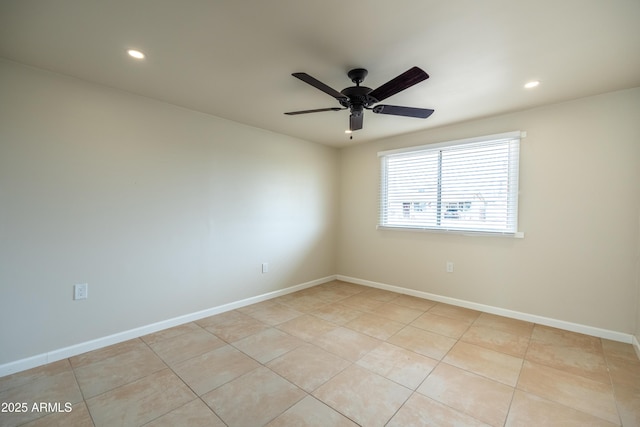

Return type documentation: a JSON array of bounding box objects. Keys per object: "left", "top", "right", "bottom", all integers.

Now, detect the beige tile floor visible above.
[{"left": 1, "top": 280, "right": 639, "bottom": 426}]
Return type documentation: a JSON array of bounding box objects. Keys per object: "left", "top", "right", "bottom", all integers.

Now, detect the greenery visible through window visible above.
[{"left": 378, "top": 131, "right": 521, "bottom": 235}]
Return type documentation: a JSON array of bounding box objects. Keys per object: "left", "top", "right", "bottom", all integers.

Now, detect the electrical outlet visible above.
[
  {"left": 446, "top": 262, "right": 454, "bottom": 273},
  {"left": 262, "top": 262, "right": 269, "bottom": 274},
  {"left": 74, "top": 283, "right": 88, "bottom": 300}
]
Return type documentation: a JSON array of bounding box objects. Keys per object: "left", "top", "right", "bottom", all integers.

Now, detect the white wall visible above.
[
  {"left": 1, "top": 56, "right": 639, "bottom": 368},
  {"left": 338, "top": 88, "right": 640, "bottom": 334},
  {"left": 0, "top": 59, "right": 339, "bottom": 365}
]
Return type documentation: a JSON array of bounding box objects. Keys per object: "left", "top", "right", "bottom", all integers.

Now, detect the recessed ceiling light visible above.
[
  {"left": 524, "top": 80, "right": 540, "bottom": 89},
  {"left": 127, "top": 49, "right": 145, "bottom": 59}
]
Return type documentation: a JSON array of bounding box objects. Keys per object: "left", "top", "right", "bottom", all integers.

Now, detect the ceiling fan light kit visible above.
[{"left": 285, "top": 66, "right": 434, "bottom": 134}]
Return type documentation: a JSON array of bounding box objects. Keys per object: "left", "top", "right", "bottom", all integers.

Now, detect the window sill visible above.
[{"left": 376, "top": 225, "right": 525, "bottom": 239}]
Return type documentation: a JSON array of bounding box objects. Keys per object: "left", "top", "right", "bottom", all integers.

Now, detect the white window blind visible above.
[{"left": 379, "top": 131, "right": 521, "bottom": 235}]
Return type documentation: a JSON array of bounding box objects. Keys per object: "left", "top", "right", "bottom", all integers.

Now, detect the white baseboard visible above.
[
  {"left": 0, "top": 275, "right": 337, "bottom": 377},
  {"left": 2, "top": 273, "right": 635, "bottom": 377},
  {"left": 337, "top": 275, "right": 635, "bottom": 344}
]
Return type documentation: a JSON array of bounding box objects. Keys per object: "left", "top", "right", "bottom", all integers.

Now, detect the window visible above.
[{"left": 379, "top": 131, "right": 522, "bottom": 235}]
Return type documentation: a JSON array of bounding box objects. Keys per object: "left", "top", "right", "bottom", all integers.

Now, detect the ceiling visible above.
[{"left": 1, "top": 1, "right": 639, "bottom": 147}]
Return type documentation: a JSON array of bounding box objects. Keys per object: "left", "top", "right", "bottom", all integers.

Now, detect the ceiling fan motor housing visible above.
[
  {"left": 339, "top": 86, "right": 375, "bottom": 116},
  {"left": 341, "top": 68, "right": 378, "bottom": 115}
]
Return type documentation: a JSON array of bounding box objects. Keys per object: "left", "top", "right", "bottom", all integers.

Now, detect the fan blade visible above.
[
  {"left": 372, "top": 104, "right": 434, "bottom": 119},
  {"left": 369, "top": 67, "right": 429, "bottom": 102},
  {"left": 350, "top": 113, "right": 363, "bottom": 131},
  {"left": 285, "top": 107, "right": 344, "bottom": 115},
  {"left": 292, "top": 73, "right": 348, "bottom": 101}
]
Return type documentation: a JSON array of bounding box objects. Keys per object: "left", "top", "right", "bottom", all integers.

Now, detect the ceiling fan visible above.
[{"left": 285, "top": 67, "right": 434, "bottom": 133}]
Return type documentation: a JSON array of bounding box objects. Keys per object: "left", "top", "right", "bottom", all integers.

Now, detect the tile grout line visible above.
[
  {"left": 69, "top": 338, "right": 171, "bottom": 426},
  {"left": 67, "top": 357, "right": 98, "bottom": 427},
  {"left": 209, "top": 306, "right": 337, "bottom": 425},
  {"left": 152, "top": 326, "right": 256, "bottom": 427},
  {"left": 268, "top": 287, "right": 419, "bottom": 426},
  {"left": 135, "top": 337, "right": 212, "bottom": 425},
  {"left": 501, "top": 316, "right": 534, "bottom": 427},
  {"left": 245, "top": 286, "right": 624, "bottom": 423},
  {"left": 383, "top": 304, "right": 454, "bottom": 426},
  {"left": 4, "top": 280, "right": 635, "bottom": 426},
  {"left": 514, "top": 326, "right": 624, "bottom": 425},
  {"left": 417, "top": 313, "right": 488, "bottom": 425},
  {"left": 600, "top": 340, "right": 625, "bottom": 427}
]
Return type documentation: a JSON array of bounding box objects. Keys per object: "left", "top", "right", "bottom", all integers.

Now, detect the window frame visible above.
[{"left": 378, "top": 131, "right": 524, "bottom": 238}]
